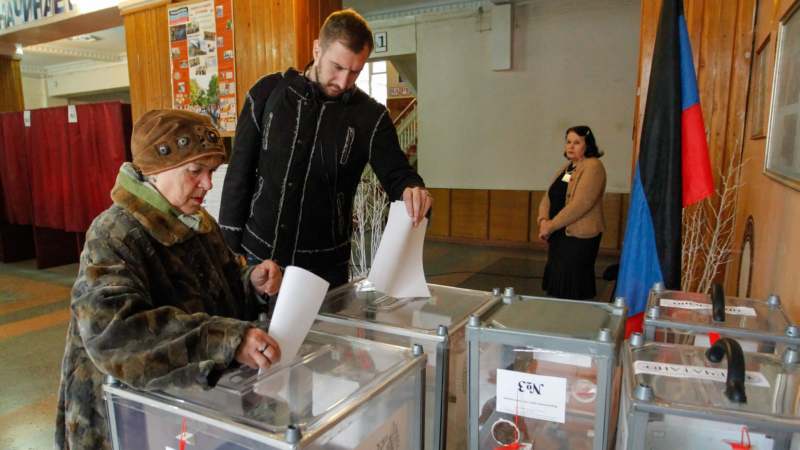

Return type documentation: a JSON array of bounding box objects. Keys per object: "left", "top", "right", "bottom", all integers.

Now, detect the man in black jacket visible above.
[{"left": 219, "top": 9, "right": 431, "bottom": 287}]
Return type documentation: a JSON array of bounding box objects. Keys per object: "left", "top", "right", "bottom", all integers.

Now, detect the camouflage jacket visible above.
[{"left": 55, "top": 163, "right": 263, "bottom": 450}]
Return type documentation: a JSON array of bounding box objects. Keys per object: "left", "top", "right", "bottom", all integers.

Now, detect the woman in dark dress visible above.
[{"left": 537, "top": 126, "right": 606, "bottom": 300}]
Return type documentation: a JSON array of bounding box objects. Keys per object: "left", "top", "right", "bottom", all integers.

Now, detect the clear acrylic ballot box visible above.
[
  {"left": 103, "top": 330, "right": 426, "bottom": 450},
  {"left": 312, "top": 280, "right": 499, "bottom": 450},
  {"left": 644, "top": 283, "right": 799, "bottom": 353},
  {"left": 617, "top": 334, "right": 800, "bottom": 450},
  {"left": 467, "top": 293, "right": 627, "bottom": 450}
]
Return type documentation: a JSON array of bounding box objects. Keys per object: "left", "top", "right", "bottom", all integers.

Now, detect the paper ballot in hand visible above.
[
  {"left": 367, "top": 201, "right": 430, "bottom": 298},
  {"left": 268, "top": 266, "right": 330, "bottom": 365}
]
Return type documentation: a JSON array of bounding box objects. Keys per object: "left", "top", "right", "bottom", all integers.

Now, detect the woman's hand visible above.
[
  {"left": 235, "top": 327, "right": 281, "bottom": 370},
  {"left": 249, "top": 260, "right": 282, "bottom": 296},
  {"left": 538, "top": 219, "right": 553, "bottom": 241}
]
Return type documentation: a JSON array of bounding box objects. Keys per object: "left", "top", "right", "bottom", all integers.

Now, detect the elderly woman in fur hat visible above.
[{"left": 55, "top": 110, "right": 284, "bottom": 450}]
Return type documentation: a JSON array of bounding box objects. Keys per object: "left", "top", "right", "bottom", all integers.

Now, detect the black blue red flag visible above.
[{"left": 615, "top": 0, "right": 714, "bottom": 336}]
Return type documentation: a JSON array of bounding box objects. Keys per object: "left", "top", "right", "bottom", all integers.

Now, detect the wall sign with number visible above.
[{"left": 374, "top": 31, "right": 387, "bottom": 53}]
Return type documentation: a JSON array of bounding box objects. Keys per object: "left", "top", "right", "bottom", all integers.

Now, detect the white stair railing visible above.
[{"left": 394, "top": 99, "right": 417, "bottom": 158}]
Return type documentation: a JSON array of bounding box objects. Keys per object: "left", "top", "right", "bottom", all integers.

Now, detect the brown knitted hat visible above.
[{"left": 132, "top": 109, "right": 226, "bottom": 176}]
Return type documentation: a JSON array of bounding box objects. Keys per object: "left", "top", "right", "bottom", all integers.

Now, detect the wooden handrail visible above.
[{"left": 392, "top": 98, "right": 417, "bottom": 126}]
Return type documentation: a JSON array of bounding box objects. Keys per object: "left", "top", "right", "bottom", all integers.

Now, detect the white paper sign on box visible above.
[
  {"left": 659, "top": 299, "right": 757, "bottom": 317},
  {"left": 495, "top": 369, "right": 567, "bottom": 424},
  {"left": 633, "top": 360, "right": 770, "bottom": 387}
]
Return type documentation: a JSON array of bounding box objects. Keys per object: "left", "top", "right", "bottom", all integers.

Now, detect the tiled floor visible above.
[
  {"left": 0, "top": 241, "right": 617, "bottom": 449},
  {"left": 0, "top": 260, "right": 78, "bottom": 450}
]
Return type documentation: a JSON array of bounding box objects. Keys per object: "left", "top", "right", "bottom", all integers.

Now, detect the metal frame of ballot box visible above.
[
  {"left": 313, "top": 281, "right": 501, "bottom": 450},
  {"left": 104, "top": 336, "right": 427, "bottom": 450},
  {"left": 619, "top": 333, "right": 800, "bottom": 450},
  {"left": 643, "top": 283, "right": 800, "bottom": 352},
  {"left": 466, "top": 294, "right": 627, "bottom": 450}
]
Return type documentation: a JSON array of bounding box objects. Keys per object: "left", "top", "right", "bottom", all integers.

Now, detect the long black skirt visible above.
[{"left": 542, "top": 231, "right": 602, "bottom": 300}]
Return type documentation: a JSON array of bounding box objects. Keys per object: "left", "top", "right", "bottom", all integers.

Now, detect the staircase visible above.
[{"left": 393, "top": 98, "right": 418, "bottom": 167}]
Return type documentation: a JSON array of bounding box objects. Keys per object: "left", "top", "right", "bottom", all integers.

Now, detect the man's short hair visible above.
[{"left": 320, "top": 9, "right": 373, "bottom": 54}]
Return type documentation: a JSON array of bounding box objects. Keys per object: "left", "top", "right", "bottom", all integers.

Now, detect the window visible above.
[{"left": 355, "top": 60, "right": 387, "bottom": 105}]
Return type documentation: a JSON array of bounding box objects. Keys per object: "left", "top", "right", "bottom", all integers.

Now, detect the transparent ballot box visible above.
[
  {"left": 467, "top": 293, "right": 627, "bottom": 450},
  {"left": 103, "top": 330, "right": 426, "bottom": 450},
  {"left": 617, "top": 334, "right": 800, "bottom": 450},
  {"left": 312, "top": 280, "right": 499, "bottom": 450},
  {"left": 644, "top": 284, "right": 799, "bottom": 353}
]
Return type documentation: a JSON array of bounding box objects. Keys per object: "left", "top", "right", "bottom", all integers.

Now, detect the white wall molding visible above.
[
  {"left": 20, "top": 64, "right": 47, "bottom": 78},
  {"left": 362, "top": 0, "right": 486, "bottom": 21},
  {"left": 24, "top": 44, "right": 124, "bottom": 62},
  {"left": 47, "top": 54, "right": 128, "bottom": 75}
]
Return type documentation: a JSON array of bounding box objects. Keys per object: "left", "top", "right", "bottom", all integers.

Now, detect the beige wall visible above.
[
  {"left": 46, "top": 61, "right": 129, "bottom": 98},
  {"left": 387, "top": 61, "right": 414, "bottom": 98},
  {"left": 415, "top": 0, "right": 639, "bottom": 192},
  {"left": 22, "top": 59, "right": 129, "bottom": 109}
]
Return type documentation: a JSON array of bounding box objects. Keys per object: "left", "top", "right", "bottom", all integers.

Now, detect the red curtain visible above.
[
  {"left": 29, "top": 107, "right": 71, "bottom": 230},
  {"left": 66, "top": 103, "right": 132, "bottom": 231},
  {"left": 0, "top": 112, "right": 33, "bottom": 225},
  {"left": 28, "top": 102, "right": 131, "bottom": 232}
]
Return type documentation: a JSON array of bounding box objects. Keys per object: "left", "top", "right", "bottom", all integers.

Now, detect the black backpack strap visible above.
[{"left": 260, "top": 74, "right": 289, "bottom": 126}]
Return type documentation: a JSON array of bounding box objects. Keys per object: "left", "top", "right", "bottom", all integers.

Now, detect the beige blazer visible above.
[{"left": 537, "top": 157, "right": 606, "bottom": 238}]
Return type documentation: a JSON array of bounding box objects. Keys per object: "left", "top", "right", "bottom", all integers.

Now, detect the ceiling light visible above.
[
  {"left": 15, "top": 43, "right": 23, "bottom": 56},
  {"left": 69, "top": 34, "right": 101, "bottom": 42}
]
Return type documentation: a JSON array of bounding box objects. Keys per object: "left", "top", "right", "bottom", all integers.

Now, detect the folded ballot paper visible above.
[
  {"left": 255, "top": 266, "right": 329, "bottom": 397},
  {"left": 267, "top": 265, "right": 330, "bottom": 366},
  {"left": 367, "top": 200, "right": 430, "bottom": 298}
]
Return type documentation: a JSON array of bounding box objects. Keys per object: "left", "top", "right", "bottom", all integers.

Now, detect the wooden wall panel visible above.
[
  {"left": 621, "top": 192, "right": 630, "bottom": 244},
  {"left": 294, "top": 0, "right": 336, "bottom": 68},
  {"left": 427, "top": 188, "right": 450, "bottom": 237},
  {"left": 233, "top": 0, "right": 295, "bottom": 118},
  {"left": 124, "top": 4, "right": 172, "bottom": 122},
  {"left": 725, "top": 0, "right": 800, "bottom": 323},
  {"left": 450, "top": 190, "right": 488, "bottom": 240},
  {"left": 234, "top": 0, "right": 339, "bottom": 115},
  {"left": 600, "top": 194, "right": 623, "bottom": 250},
  {"left": 489, "top": 190, "right": 529, "bottom": 242},
  {"left": 124, "top": 0, "right": 341, "bottom": 125},
  {"left": 529, "top": 191, "right": 546, "bottom": 242},
  {"left": 428, "top": 188, "right": 628, "bottom": 253},
  {"left": 0, "top": 56, "right": 23, "bottom": 112}
]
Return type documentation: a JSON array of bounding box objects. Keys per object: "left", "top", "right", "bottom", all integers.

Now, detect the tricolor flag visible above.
[{"left": 615, "top": 0, "right": 714, "bottom": 336}]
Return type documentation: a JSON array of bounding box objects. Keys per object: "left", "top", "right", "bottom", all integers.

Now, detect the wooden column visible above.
[
  {"left": 122, "top": 0, "right": 341, "bottom": 124},
  {"left": 0, "top": 56, "right": 23, "bottom": 112},
  {"left": 0, "top": 55, "right": 33, "bottom": 262}
]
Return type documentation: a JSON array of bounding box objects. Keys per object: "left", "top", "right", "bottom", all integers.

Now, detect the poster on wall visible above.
[{"left": 168, "top": 0, "right": 237, "bottom": 134}]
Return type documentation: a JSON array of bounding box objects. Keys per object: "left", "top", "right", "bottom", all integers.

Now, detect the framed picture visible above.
[
  {"left": 749, "top": 35, "right": 770, "bottom": 139},
  {"left": 764, "top": 3, "right": 800, "bottom": 189}
]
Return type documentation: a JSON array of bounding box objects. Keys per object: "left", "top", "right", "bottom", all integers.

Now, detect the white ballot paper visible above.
[
  {"left": 368, "top": 201, "right": 430, "bottom": 298},
  {"left": 268, "top": 266, "right": 330, "bottom": 366}
]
